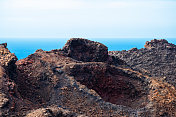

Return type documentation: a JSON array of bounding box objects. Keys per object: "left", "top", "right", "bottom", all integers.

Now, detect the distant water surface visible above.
[{"left": 0, "top": 38, "right": 176, "bottom": 60}]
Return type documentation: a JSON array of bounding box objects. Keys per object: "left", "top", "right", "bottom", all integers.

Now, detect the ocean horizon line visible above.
[{"left": 0, "top": 38, "right": 176, "bottom": 60}]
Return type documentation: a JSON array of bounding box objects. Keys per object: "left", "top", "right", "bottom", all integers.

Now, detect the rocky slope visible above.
[
  {"left": 0, "top": 38, "right": 176, "bottom": 117},
  {"left": 110, "top": 39, "right": 176, "bottom": 88}
]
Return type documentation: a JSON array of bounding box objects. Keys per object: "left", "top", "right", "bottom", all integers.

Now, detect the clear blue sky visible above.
[{"left": 0, "top": 0, "right": 176, "bottom": 38}]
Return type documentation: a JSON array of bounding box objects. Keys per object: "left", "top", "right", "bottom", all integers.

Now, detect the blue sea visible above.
[{"left": 0, "top": 38, "right": 176, "bottom": 60}]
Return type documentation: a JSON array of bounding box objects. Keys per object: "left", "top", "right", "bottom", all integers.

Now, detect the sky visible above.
[{"left": 0, "top": 0, "right": 176, "bottom": 38}]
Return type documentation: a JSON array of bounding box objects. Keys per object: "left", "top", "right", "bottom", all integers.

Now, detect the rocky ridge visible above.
[
  {"left": 0, "top": 38, "right": 176, "bottom": 116},
  {"left": 110, "top": 39, "right": 176, "bottom": 88}
]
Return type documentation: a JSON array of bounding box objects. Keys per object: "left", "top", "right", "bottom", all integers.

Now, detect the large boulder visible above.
[{"left": 62, "top": 38, "right": 108, "bottom": 62}]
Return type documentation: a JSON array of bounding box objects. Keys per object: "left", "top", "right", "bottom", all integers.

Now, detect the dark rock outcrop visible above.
[
  {"left": 0, "top": 43, "right": 18, "bottom": 80},
  {"left": 15, "top": 48, "right": 139, "bottom": 117},
  {"left": 62, "top": 38, "right": 108, "bottom": 62},
  {"left": 61, "top": 38, "right": 126, "bottom": 66},
  {"left": 0, "top": 44, "right": 35, "bottom": 116},
  {"left": 0, "top": 38, "right": 176, "bottom": 116},
  {"left": 110, "top": 39, "right": 176, "bottom": 88},
  {"left": 144, "top": 39, "right": 175, "bottom": 49}
]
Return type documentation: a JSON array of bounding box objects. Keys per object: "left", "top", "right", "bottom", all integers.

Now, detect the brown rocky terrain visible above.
[
  {"left": 110, "top": 39, "right": 176, "bottom": 88},
  {"left": 0, "top": 38, "right": 176, "bottom": 116}
]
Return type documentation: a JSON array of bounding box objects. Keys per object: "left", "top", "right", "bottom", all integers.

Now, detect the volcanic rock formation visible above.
[
  {"left": 61, "top": 38, "right": 126, "bottom": 66},
  {"left": 110, "top": 39, "right": 176, "bottom": 88},
  {"left": 0, "top": 38, "right": 176, "bottom": 117},
  {"left": 62, "top": 38, "right": 108, "bottom": 62}
]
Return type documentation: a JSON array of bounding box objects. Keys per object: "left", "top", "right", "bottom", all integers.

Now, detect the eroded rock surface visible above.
[
  {"left": 0, "top": 38, "right": 176, "bottom": 116},
  {"left": 62, "top": 38, "right": 108, "bottom": 62},
  {"left": 0, "top": 45, "right": 35, "bottom": 116},
  {"left": 16, "top": 48, "right": 138, "bottom": 117},
  {"left": 64, "top": 62, "right": 149, "bottom": 109},
  {"left": 61, "top": 38, "right": 126, "bottom": 66},
  {"left": 110, "top": 39, "right": 176, "bottom": 87},
  {"left": 0, "top": 43, "right": 18, "bottom": 80},
  {"left": 25, "top": 105, "right": 87, "bottom": 117}
]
